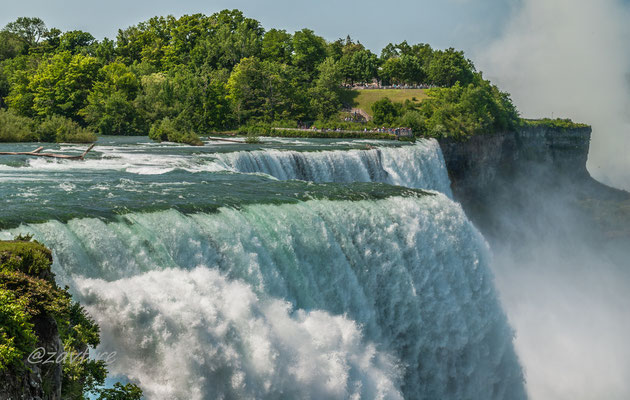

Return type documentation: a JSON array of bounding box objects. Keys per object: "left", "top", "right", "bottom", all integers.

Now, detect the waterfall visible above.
[
  {"left": 215, "top": 139, "right": 453, "bottom": 196},
  {"left": 5, "top": 194, "right": 525, "bottom": 399}
]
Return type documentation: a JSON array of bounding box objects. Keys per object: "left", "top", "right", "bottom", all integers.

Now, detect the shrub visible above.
[
  {"left": 398, "top": 110, "right": 425, "bottom": 135},
  {"left": 0, "top": 109, "right": 37, "bottom": 142},
  {"left": 0, "top": 288, "right": 36, "bottom": 370},
  {"left": 268, "top": 128, "right": 396, "bottom": 140},
  {"left": 237, "top": 122, "right": 272, "bottom": 135},
  {"left": 245, "top": 133, "right": 261, "bottom": 144},
  {"left": 521, "top": 118, "right": 590, "bottom": 130},
  {"left": 36, "top": 115, "right": 97, "bottom": 143},
  {"left": 0, "top": 240, "right": 53, "bottom": 280},
  {"left": 149, "top": 118, "right": 203, "bottom": 146},
  {"left": 415, "top": 80, "right": 520, "bottom": 139},
  {"left": 371, "top": 98, "right": 403, "bottom": 125}
]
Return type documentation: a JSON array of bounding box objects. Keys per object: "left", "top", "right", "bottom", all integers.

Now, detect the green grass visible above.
[
  {"left": 341, "top": 89, "right": 428, "bottom": 116},
  {"left": 521, "top": 118, "right": 590, "bottom": 130}
]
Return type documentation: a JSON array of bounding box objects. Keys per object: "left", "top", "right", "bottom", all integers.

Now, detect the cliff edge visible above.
[{"left": 438, "top": 126, "right": 630, "bottom": 245}]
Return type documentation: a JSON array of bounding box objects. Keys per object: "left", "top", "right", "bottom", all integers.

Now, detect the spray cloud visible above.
[{"left": 478, "top": 0, "right": 630, "bottom": 190}]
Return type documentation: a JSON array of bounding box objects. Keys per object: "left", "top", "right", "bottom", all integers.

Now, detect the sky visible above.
[{"left": 0, "top": 0, "right": 519, "bottom": 53}]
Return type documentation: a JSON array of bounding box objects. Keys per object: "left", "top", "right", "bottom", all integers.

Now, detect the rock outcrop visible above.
[
  {"left": 0, "top": 241, "right": 63, "bottom": 400},
  {"left": 438, "top": 125, "right": 630, "bottom": 243}
]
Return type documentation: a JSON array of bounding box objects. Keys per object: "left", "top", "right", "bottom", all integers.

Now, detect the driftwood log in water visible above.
[
  {"left": 206, "top": 137, "right": 246, "bottom": 143},
  {"left": 0, "top": 144, "right": 95, "bottom": 160}
]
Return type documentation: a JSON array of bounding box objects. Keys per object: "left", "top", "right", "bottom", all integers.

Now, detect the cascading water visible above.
[
  {"left": 214, "top": 139, "right": 453, "bottom": 196},
  {"left": 0, "top": 137, "right": 525, "bottom": 399},
  {"left": 5, "top": 195, "right": 525, "bottom": 399}
]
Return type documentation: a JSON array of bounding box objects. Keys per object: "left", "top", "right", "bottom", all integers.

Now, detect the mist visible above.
[
  {"left": 476, "top": 0, "right": 630, "bottom": 191},
  {"left": 463, "top": 2, "right": 630, "bottom": 398},
  {"left": 457, "top": 137, "right": 630, "bottom": 400}
]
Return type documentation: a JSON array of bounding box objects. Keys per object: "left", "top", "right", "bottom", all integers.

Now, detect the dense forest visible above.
[{"left": 0, "top": 10, "right": 523, "bottom": 144}]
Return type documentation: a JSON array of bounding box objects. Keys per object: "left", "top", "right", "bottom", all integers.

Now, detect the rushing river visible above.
[{"left": 0, "top": 137, "right": 525, "bottom": 399}]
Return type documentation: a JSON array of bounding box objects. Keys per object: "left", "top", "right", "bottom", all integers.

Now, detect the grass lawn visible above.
[{"left": 341, "top": 88, "right": 429, "bottom": 116}]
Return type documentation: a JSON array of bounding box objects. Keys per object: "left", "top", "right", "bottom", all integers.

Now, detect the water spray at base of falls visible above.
[{"left": 4, "top": 195, "right": 525, "bottom": 399}]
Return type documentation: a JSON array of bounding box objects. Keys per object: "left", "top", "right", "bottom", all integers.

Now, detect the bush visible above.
[
  {"left": 0, "top": 288, "right": 37, "bottom": 370},
  {"left": 36, "top": 115, "right": 97, "bottom": 143},
  {"left": 245, "top": 133, "right": 261, "bottom": 144},
  {"left": 398, "top": 110, "right": 425, "bottom": 134},
  {"left": 237, "top": 122, "right": 272, "bottom": 135},
  {"left": 0, "top": 240, "right": 53, "bottom": 279},
  {"left": 371, "top": 98, "right": 403, "bottom": 125},
  {"left": 414, "top": 80, "right": 520, "bottom": 139},
  {"left": 0, "top": 109, "right": 37, "bottom": 142},
  {"left": 149, "top": 118, "right": 203, "bottom": 146},
  {"left": 0, "top": 111, "right": 96, "bottom": 143},
  {"left": 521, "top": 118, "right": 589, "bottom": 130}
]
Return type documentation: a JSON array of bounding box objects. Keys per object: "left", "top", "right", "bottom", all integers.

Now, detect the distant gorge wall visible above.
[
  {"left": 437, "top": 126, "right": 592, "bottom": 205},
  {"left": 436, "top": 126, "right": 601, "bottom": 239}
]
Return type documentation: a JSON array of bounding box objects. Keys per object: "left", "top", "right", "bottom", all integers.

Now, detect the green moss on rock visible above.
[
  {"left": 0, "top": 237, "right": 137, "bottom": 399},
  {"left": 0, "top": 239, "right": 54, "bottom": 281}
]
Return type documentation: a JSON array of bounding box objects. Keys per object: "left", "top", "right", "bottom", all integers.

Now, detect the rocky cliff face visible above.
[
  {"left": 438, "top": 126, "right": 592, "bottom": 207},
  {"left": 437, "top": 126, "right": 629, "bottom": 242},
  {"left": 0, "top": 316, "right": 63, "bottom": 400}
]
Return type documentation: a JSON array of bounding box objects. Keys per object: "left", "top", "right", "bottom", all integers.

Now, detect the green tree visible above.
[
  {"left": 416, "top": 80, "right": 519, "bottom": 137},
  {"left": 349, "top": 49, "right": 378, "bottom": 84},
  {"left": 1, "top": 55, "right": 38, "bottom": 116},
  {"left": 81, "top": 62, "right": 144, "bottom": 135},
  {"left": 0, "top": 31, "right": 26, "bottom": 61},
  {"left": 292, "top": 29, "right": 327, "bottom": 76},
  {"left": 228, "top": 57, "right": 305, "bottom": 123},
  {"left": 97, "top": 383, "right": 143, "bottom": 400},
  {"left": 379, "top": 57, "right": 402, "bottom": 85},
  {"left": 115, "top": 16, "right": 171, "bottom": 67},
  {"left": 409, "top": 43, "right": 433, "bottom": 68},
  {"left": 58, "top": 30, "right": 96, "bottom": 54},
  {"left": 190, "top": 10, "right": 263, "bottom": 70},
  {"left": 427, "top": 48, "right": 475, "bottom": 87},
  {"left": 3, "top": 17, "right": 47, "bottom": 48},
  {"left": 261, "top": 29, "right": 293, "bottom": 63},
  {"left": 372, "top": 97, "right": 403, "bottom": 125},
  {"left": 162, "top": 14, "right": 214, "bottom": 67},
  {"left": 380, "top": 43, "right": 398, "bottom": 60},
  {"left": 399, "top": 54, "right": 425, "bottom": 85},
  {"left": 12, "top": 51, "right": 100, "bottom": 121},
  {"left": 309, "top": 57, "right": 343, "bottom": 119},
  {"left": 93, "top": 38, "right": 116, "bottom": 64},
  {"left": 326, "top": 38, "right": 344, "bottom": 61}
]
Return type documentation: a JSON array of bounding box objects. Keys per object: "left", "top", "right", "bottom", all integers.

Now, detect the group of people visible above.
[
  {"left": 345, "top": 83, "right": 433, "bottom": 90},
  {"left": 278, "top": 125, "right": 414, "bottom": 137},
  {"left": 365, "top": 127, "right": 414, "bottom": 136}
]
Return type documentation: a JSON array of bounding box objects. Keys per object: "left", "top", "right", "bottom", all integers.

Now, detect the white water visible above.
[
  {"left": 0, "top": 139, "right": 452, "bottom": 195},
  {"left": 78, "top": 268, "right": 404, "bottom": 399},
  {"left": 215, "top": 139, "right": 453, "bottom": 195},
  {"left": 3, "top": 195, "right": 524, "bottom": 399}
]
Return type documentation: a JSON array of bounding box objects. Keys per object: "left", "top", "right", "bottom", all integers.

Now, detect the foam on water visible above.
[
  {"left": 215, "top": 139, "right": 453, "bottom": 195},
  {"left": 0, "top": 139, "right": 452, "bottom": 195},
  {"left": 4, "top": 195, "right": 525, "bottom": 399},
  {"left": 77, "top": 267, "right": 404, "bottom": 399}
]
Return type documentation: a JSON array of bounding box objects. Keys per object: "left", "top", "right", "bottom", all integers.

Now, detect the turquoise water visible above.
[
  {"left": 0, "top": 137, "right": 446, "bottom": 226},
  {"left": 0, "top": 137, "right": 525, "bottom": 399}
]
